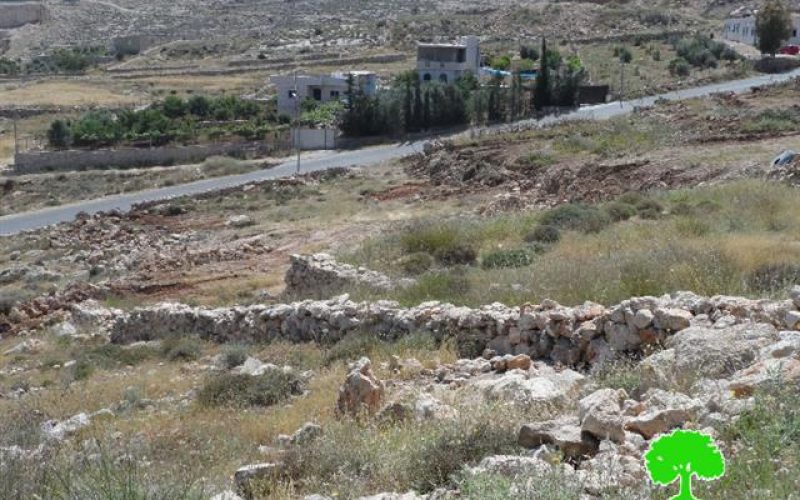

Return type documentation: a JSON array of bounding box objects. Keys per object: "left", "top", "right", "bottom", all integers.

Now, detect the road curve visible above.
[{"left": 2, "top": 68, "right": 800, "bottom": 236}]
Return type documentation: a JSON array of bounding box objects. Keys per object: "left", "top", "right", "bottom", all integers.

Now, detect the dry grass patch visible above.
[{"left": 0, "top": 80, "right": 142, "bottom": 107}]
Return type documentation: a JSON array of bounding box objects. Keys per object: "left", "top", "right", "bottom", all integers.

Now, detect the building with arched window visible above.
[{"left": 416, "top": 36, "right": 480, "bottom": 85}]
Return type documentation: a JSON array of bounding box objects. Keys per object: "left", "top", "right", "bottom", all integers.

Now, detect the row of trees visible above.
[
  {"left": 47, "top": 95, "right": 285, "bottom": 149},
  {"left": 341, "top": 38, "right": 587, "bottom": 137}
]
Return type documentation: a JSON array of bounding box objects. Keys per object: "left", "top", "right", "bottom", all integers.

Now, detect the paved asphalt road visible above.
[{"left": 2, "top": 68, "right": 800, "bottom": 236}]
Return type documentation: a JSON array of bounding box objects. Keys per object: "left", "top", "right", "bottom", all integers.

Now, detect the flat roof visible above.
[{"left": 417, "top": 43, "right": 467, "bottom": 49}]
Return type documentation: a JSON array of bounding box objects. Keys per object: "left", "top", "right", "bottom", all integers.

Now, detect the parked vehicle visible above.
[{"left": 778, "top": 45, "right": 800, "bottom": 56}]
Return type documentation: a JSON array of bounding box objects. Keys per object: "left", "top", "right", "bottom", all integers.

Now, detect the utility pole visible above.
[
  {"left": 13, "top": 113, "right": 19, "bottom": 157},
  {"left": 293, "top": 69, "right": 301, "bottom": 175}
]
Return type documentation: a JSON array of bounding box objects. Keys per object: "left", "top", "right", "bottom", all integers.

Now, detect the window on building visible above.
[
  {"left": 313, "top": 88, "right": 322, "bottom": 101},
  {"left": 439, "top": 74, "right": 448, "bottom": 83},
  {"left": 423, "top": 73, "right": 431, "bottom": 81},
  {"left": 330, "top": 90, "right": 340, "bottom": 98}
]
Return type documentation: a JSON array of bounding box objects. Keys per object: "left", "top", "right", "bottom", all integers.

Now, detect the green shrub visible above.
[
  {"left": 669, "top": 57, "right": 691, "bottom": 77},
  {"left": 675, "top": 216, "right": 712, "bottom": 237},
  {"left": 399, "top": 224, "right": 455, "bottom": 253},
  {"left": 71, "top": 358, "right": 94, "bottom": 381},
  {"left": 456, "top": 471, "right": 583, "bottom": 499},
  {"left": 433, "top": 243, "right": 477, "bottom": 266},
  {"left": 77, "top": 344, "right": 157, "bottom": 369},
  {"left": 539, "top": 203, "right": 611, "bottom": 233},
  {"left": 746, "top": 263, "right": 800, "bottom": 293},
  {"left": 197, "top": 371, "right": 303, "bottom": 408},
  {"left": 519, "top": 151, "right": 555, "bottom": 170},
  {"left": 670, "top": 201, "right": 696, "bottom": 216},
  {"left": 399, "top": 252, "right": 435, "bottom": 275},
  {"left": 400, "top": 224, "right": 474, "bottom": 265},
  {"left": 162, "top": 95, "right": 187, "bottom": 118},
  {"left": 410, "top": 419, "right": 518, "bottom": 492},
  {"left": 701, "top": 385, "right": 800, "bottom": 499},
  {"left": 524, "top": 224, "right": 561, "bottom": 244},
  {"left": 221, "top": 345, "right": 249, "bottom": 369},
  {"left": 397, "top": 271, "right": 471, "bottom": 306},
  {"left": 322, "top": 332, "right": 380, "bottom": 366},
  {"left": 743, "top": 108, "right": 800, "bottom": 134},
  {"left": 616, "top": 191, "right": 646, "bottom": 206},
  {"left": 674, "top": 34, "right": 726, "bottom": 69},
  {"left": 160, "top": 337, "right": 202, "bottom": 362},
  {"left": 282, "top": 409, "right": 518, "bottom": 496},
  {"left": 635, "top": 199, "right": 663, "bottom": 219},
  {"left": 159, "top": 203, "right": 187, "bottom": 216},
  {"left": 481, "top": 249, "right": 533, "bottom": 269},
  {"left": 604, "top": 201, "right": 637, "bottom": 221}
]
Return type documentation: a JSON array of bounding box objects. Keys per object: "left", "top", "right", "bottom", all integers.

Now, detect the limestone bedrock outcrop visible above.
[
  {"left": 110, "top": 289, "right": 800, "bottom": 368},
  {"left": 336, "top": 357, "right": 385, "bottom": 417}
]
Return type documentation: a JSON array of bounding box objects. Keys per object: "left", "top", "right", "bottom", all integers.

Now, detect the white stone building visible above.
[
  {"left": 270, "top": 71, "right": 377, "bottom": 117},
  {"left": 723, "top": 8, "right": 800, "bottom": 46},
  {"left": 416, "top": 36, "right": 480, "bottom": 84}
]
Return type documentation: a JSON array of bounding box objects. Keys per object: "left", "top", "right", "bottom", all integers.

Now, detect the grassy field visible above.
[
  {"left": 577, "top": 39, "right": 751, "bottom": 100},
  {"left": 342, "top": 180, "right": 800, "bottom": 307}
]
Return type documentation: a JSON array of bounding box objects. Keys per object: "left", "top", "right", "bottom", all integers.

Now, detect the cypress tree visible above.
[
  {"left": 413, "top": 77, "right": 423, "bottom": 131},
  {"left": 403, "top": 79, "right": 413, "bottom": 132},
  {"left": 534, "top": 37, "right": 550, "bottom": 110},
  {"left": 423, "top": 90, "right": 431, "bottom": 130}
]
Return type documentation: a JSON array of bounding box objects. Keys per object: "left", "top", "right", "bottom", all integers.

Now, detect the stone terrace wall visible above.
[
  {"left": 110, "top": 290, "right": 800, "bottom": 367},
  {"left": 13, "top": 141, "right": 286, "bottom": 174},
  {"left": 283, "top": 253, "right": 405, "bottom": 299},
  {"left": 0, "top": 2, "right": 45, "bottom": 30}
]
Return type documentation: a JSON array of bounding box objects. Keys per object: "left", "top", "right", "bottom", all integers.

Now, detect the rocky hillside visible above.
[{"left": 4, "top": 0, "right": 718, "bottom": 60}]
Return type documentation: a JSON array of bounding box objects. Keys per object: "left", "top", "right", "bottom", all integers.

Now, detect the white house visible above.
[
  {"left": 724, "top": 8, "right": 800, "bottom": 46},
  {"left": 270, "top": 71, "right": 378, "bottom": 117},
  {"left": 416, "top": 36, "right": 480, "bottom": 84}
]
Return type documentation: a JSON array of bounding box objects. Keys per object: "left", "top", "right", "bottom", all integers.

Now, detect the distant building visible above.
[
  {"left": 416, "top": 36, "right": 480, "bottom": 84},
  {"left": 723, "top": 8, "right": 800, "bottom": 46},
  {"left": 270, "top": 71, "right": 378, "bottom": 117}
]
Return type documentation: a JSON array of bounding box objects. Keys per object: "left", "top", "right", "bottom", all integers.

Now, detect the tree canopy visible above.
[{"left": 756, "top": 0, "right": 793, "bottom": 57}]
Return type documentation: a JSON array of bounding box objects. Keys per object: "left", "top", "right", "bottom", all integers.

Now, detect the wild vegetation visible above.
[{"left": 343, "top": 180, "right": 800, "bottom": 307}]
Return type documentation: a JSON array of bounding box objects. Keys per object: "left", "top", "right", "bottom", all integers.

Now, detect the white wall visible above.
[
  {"left": 724, "top": 15, "right": 800, "bottom": 46},
  {"left": 292, "top": 128, "right": 337, "bottom": 150}
]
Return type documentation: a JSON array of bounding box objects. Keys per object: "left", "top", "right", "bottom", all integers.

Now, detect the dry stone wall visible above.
[
  {"left": 110, "top": 289, "right": 800, "bottom": 367},
  {"left": 283, "top": 253, "right": 408, "bottom": 299}
]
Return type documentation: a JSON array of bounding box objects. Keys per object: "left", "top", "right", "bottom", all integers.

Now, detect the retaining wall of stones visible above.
[
  {"left": 283, "top": 254, "right": 403, "bottom": 299},
  {"left": 110, "top": 290, "right": 800, "bottom": 367}
]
